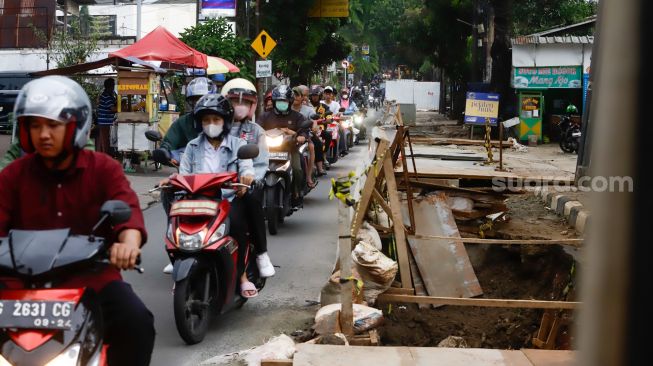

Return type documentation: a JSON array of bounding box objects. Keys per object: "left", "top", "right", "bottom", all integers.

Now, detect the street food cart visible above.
[{"left": 114, "top": 69, "right": 162, "bottom": 172}]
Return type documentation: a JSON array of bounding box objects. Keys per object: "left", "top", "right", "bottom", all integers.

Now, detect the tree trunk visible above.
[{"left": 490, "top": 0, "right": 514, "bottom": 119}]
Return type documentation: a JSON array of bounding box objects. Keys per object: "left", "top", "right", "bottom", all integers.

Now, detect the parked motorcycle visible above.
[
  {"left": 158, "top": 144, "right": 264, "bottom": 345},
  {"left": 557, "top": 115, "right": 581, "bottom": 154},
  {"left": 0, "top": 200, "right": 140, "bottom": 366}
]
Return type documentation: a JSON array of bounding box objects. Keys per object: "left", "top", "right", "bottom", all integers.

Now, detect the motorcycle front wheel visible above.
[
  {"left": 174, "top": 265, "right": 215, "bottom": 345},
  {"left": 559, "top": 131, "right": 576, "bottom": 154},
  {"left": 266, "top": 206, "right": 279, "bottom": 235}
]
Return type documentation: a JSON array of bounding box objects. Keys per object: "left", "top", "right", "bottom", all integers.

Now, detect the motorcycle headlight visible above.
[
  {"left": 0, "top": 354, "right": 12, "bottom": 366},
  {"left": 45, "top": 343, "right": 81, "bottom": 366},
  {"left": 341, "top": 120, "right": 351, "bottom": 129},
  {"left": 208, "top": 223, "right": 226, "bottom": 244},
  {"left": 353, "top": 116, "right": 363, "bottom": 125},
  {"left": 266, "top": 135, "right": 283, "bottom": 147},
  {"left": 178, "top": 231, "right": 205, "bottom": 250},
  {"left": 166, "top": 223, "right": 174, "bottom": 242}
]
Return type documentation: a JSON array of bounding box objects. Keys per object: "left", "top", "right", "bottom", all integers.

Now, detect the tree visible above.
[
  {"left": 260, "top": 0, "right": 350, "bottom": 84},
  {"left": 179, "top": 18, "right": 255, "bottom": 81}
]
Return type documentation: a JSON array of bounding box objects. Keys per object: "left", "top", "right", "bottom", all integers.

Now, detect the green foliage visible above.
[
  {"left": 512, "top": 0, "right": 598, "bottom": 35},
  {"left": 260, "top": 0, "right": 350, "bottom": 84},
  {"left": 179, "top": 18, "right": 255, "bottom": 81}
]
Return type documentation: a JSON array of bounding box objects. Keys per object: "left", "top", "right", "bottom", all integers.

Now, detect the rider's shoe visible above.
[
  {"left": 256, "top": 252, "right": 276, "bottom": 277},
  {"left": 163, "top": 263, "right": 173, "bottom": 274}
]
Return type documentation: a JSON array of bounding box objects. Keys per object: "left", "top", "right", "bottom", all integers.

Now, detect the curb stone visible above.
[{"left": 535, "top": 190, "right": 589, "bottom": 234}]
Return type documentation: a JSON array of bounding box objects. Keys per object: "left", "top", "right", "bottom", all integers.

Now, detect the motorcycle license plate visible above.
[
  {"left": 269, "top": 151, "right": 289, "bottom": 160},
  {"left": 0, "top": 300, "right": 74, "bottom": 330}
]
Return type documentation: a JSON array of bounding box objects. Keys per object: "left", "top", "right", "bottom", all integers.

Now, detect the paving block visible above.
[
  {"left": 564, "top": 201, "right": 583, "bottom": 216},
  {"left": 550, "top": 194, "right": 564, "bottom": 211},
  {"left": 555, "top": 196, "right": 574, "bottom": 215},
  {"left": 575, "top": 210, "right": 591, "bottom": 234}
]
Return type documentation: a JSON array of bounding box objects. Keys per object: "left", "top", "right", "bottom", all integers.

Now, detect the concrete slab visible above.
[{"left": 563, "top": 201, "right": 583, "bottom": 216}]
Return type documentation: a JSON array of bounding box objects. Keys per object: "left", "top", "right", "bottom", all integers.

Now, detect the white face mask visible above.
[
  {"left": 203, "top": 123, "right": 223, "bottom": 138},
  {"left": 233, "top": 104, "right": 251, "bottom": 121}
]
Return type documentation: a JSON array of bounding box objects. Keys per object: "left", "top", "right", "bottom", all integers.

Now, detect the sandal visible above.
[
  {"left": 307, "top": 181, "right": 318, "bottom": 189},
  {"left": 240, "top": 281, "right": 258, "bottom": 298}
]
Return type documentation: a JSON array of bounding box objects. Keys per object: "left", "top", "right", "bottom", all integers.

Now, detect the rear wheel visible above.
[
  {"left": 266, "top": 207, "right": 279, "bottom": 235},
  {"left": 173, "top": 266, "right": 214, "bottom": 345}
]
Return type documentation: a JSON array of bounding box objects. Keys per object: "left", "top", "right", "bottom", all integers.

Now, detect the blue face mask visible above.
[{"left": 275, "top": 101, "right": 289, "bottom": 112}]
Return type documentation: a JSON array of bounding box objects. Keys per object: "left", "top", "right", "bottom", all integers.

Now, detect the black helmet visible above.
[
  {"left": 193, "top": 94, "right": 234, "bottom": 138},
  {"left": 271, "top": 85, "right": 292, "bottom": 115},
  {"left": 309, "top": 85, "right": 323, "bottom": 98},
  {"left": 14, "top": 75, "right": 92, "bottom": 154}
]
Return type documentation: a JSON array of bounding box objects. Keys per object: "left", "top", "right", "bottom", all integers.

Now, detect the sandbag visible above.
[
  {"left": 200, "top": 334, "right": 295, "bottom": 365},
  {"left": 314, "top": 303, "right": 384, "bottom": 335},
  {"left": 352, "top": 241, "right": 398, "bottom": 305},
  {"left": 366, "top": 206, "right": 391, "bottom": 227},
  {"left": 357, "top": 221, "right": 382, "bottom": 250}
]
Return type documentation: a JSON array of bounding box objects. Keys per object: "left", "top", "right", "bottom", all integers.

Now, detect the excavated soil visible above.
[{"left": 379, "top": 195, "right": 578, "bottom": 350}]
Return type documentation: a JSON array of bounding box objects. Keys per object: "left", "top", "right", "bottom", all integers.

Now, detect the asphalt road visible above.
[
  {"left": 124, "top": 110, "right": 380, "bottom": 365},
  {"left": 0, "top": 134, "right": 10, "bottom": 158}
]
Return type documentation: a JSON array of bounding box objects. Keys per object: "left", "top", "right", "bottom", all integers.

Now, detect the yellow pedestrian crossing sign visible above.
[{"left": 251, "top": 30, "right": 277, "bottom": 59}]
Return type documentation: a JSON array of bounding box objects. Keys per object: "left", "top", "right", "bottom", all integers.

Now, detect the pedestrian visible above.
[{"left": 96, "top": 78, "right": 117, "bottom": 155}]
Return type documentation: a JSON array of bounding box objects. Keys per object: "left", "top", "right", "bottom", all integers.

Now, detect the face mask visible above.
[
  {"left": 203, "top": 123, "right": 223, "bottom": 138},
  {"left": 342, "top": 94, "right": 349, "bottom": 99},
  {"left": 275, "top": 101, "right": 289, "bottom": 112},
  {"left": 233, "top": 104, "right": 251, "bottom": 120}
]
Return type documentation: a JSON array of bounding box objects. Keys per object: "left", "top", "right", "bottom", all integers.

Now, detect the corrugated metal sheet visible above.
[{"left": 512, "top": 36, "right": 594, "bottom": 45}]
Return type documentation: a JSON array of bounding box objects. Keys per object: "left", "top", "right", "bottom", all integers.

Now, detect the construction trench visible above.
[{"left": 211, "top": 104, "right": 582, "bottom": 365}]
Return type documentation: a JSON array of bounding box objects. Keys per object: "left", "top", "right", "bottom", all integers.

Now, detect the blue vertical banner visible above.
[{"left": 582, "top": 73, "right": 590, "bottom": 109}]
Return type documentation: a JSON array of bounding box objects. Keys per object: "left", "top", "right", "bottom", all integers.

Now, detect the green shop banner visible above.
[{"left": 513, "top": 66, "right": 582, "bottom": 89}]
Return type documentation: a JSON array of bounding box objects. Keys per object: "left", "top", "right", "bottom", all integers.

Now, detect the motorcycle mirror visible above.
[
  {"left": 152, "top": 148, "right": 172, "bottom": 164},
  {"left": 145, "top": 130, "right": 163, "bottom": 142},
  {"left": 237, "top": 144, "right": 259, "bottom": 160},
  {"left": 100, "top": 200, "right": 132, "bottom": 226}
]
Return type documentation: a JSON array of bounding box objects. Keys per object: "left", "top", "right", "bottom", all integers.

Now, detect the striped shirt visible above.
[{"left": 97, "top": 91, "right": 116, "bottom": 125}]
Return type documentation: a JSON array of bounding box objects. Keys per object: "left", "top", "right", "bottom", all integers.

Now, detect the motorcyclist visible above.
[
  {"left": 309, "top": 85, "right": 331, "bottom": 175},
  {"left": 339, "top": 87, "right": 358, "bottom": 115},
  {"left": 257, "top": 85, "right": 310, "bottom": 208},
  {"left": 160, "top": 77, "right": 217, "bottom": 165},
  {"left": 291, "top": 86, "right": 318, "bottom": 188},
  {"left": 160, "top": 94, "right": 260, "bottom": 298},
  {"left": 222, "top": 78, "right": 275, "bottom": 278},
  {"left": 0, "top": 76, "right": 155, "bottom": 366},
  {"left": 322, "top": 86, "right": 348, "bottom": 157}
]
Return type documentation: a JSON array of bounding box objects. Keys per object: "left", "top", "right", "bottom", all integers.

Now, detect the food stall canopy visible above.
[
  {"left": 31, "top": 56, "right": 165, "bottom": 76},
  {"left": 109, "top": 26, "right": 208, "bottom": 69}
]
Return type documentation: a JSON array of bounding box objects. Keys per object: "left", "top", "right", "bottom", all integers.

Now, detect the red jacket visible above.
[{"left": 0, "top": 150, "right": 147, "bottom": 292}]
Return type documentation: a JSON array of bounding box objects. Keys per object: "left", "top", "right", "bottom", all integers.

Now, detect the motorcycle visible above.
[
  {"left": 557, "top": 115, "right": 581, "bottom": 154},
  {"left": 263, "top": 128, "right": 296, "bottom": 235},
  {"left": 339, "top": 115, "right": 358, "bottom": 148},
  {"left": 158, "top": 144, "right": 265, "bottom": 345},
  {"left": 0, "top": 201, "right": 140, "bottom": 366},
  {"left": 352, "top": 111, "right": 366, "bottom": 143},
  {"left": 368, "top": 94, "right": 376, "bottom": 110},
  {"left": 317, "top": 115, "right": 341, "bottom": 165}
]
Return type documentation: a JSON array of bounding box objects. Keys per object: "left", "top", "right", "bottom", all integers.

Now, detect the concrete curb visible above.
[{"left": 535, "top": 188, "right": 589, "bottom": 234}]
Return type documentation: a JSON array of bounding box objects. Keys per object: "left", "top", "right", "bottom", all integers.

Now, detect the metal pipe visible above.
[{"left": 136, "top": 0, "right": 142, "bottom": 40}]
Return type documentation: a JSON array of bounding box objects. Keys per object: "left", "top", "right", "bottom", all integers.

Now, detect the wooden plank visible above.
[
  {"left": 410, "top": 137, "right": 512, "bottom": 148},
  {"left": 383, "top": 155, "right": 412, "bottom": 289},
  {"left": 261, "top": 360, "right": 293, "bottom": 366},
  {"left": 337, "top": 203, "right": 353, "bottom": 336},
  {"left": 294, "top": 344, "right": 413, "bottom": 366},
  {"left": 383, "top": 287, "right": 415, "bottom": 295},
  {"left": 377, "top": 294, "right": 580, "bottom": 309},
  {"left": 371, "top": 188, "right": 393, "bottom": 218},
  {"left": 408, "top": 247, "right": 429, "bottom": 309},
  {"left": 413, "top": 235, "right": 584, "bottom": 247},
  {"left": 409, "top": 347, "right": 534, "bottom": 366},
  {"left": 350, "top": 139, "right": 390, "bottom": 237},
  {"left": 404, "top": 194, "right": 482, "bottom": 299},
  {"left": 521, "top": 349, "right": 576, "bottom": 366}
]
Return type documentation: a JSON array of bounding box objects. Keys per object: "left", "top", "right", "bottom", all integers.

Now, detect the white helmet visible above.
[{"left": 221, "top": 78, "right": 257, "bottom": 119}]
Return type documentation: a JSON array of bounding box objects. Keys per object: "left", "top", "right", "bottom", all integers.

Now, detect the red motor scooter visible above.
[
  {"left": 0, "top": 201, "right": 138, "bottom": 366},
  {"left": 317, "top": 115, "right": 341, "bottom": 165},
  {"left": 160, "top": 145, "right": 265, "bottom": 345}
]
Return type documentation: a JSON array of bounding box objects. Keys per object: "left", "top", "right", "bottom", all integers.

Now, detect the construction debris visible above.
[
  {"left": 200, "top": 334, "right": 296, "bottom": 366},
  {"left": 314, "top": 304, "right": 384, "bottom": 335},
  {"left": 351, "top": 241, "right": 398, "bottom": 305}
]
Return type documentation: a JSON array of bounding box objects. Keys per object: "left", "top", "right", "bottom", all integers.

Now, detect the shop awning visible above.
[
  {"left": 109, "top": 26, "right": 208, "bottom": 69},
  {"left": 31, "top": 56, "right": 165, "bottom": 76}
]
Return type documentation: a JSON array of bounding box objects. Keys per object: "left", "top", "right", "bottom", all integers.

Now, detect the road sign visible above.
[
  {"left": 251, "top": 30, "right": 277, "bottom": 59},
  {"left": 341, "top": 60, "right": 349, "bottom": 68},
  {"left": 347, "top": 63, "right": 355, "bottom": 73},
  {"left": 308, "top": 0, "right": 349, "bottom": 18},
  {"left": 361, "top": 44, "right": 369, "bottom": 55},
  {"left": 464, "top": 92, "right": 500, "bottom": 125},
  {"left": 362, "top": 55, "right": 370, "bottom": 62},
  {"left": 347, "top": 55, "right": 353, "bottom": 62},
  {"left": 256, "top": 60, "right": 272, "bottom": 78}
]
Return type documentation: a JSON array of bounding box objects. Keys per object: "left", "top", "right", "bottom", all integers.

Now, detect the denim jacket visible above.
[
  {"left": 230, "top": 120, "right": 269, "bottom": 181},
  {"left": 180, "top": 133, "right": 254, "bottom": 201}
]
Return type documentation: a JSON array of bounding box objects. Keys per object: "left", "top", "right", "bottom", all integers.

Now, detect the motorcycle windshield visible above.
[{"left": 0, "top": 229, "right": 104, "bottom": 279}]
